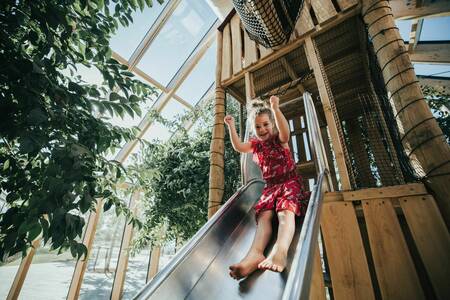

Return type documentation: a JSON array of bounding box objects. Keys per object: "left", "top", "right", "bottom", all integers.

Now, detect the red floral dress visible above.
[{"left": 250, "top": 133, "right": 310, "bottom": 218}]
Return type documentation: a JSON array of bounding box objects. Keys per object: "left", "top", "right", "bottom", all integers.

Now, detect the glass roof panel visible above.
[
  {"left": 137, "top": 0, "right": 217, "bottom": 86},
  {"left": 395, "top": 20, "right": 411, "bottom": 41},
  {"left": 142, "top": 121, "right": 172, "bottom": 143},
  {"left": 420, "top": 17, "right": 450, "bottom": 41},
  {"left": 109, "top": 1, "right": 169, "bottom": 60},
  {"left": 160, "top": 97, "right": 190, "bottom": 122},
  {"left": 176, "top": 41, "right": 216, "bottom": 106}
]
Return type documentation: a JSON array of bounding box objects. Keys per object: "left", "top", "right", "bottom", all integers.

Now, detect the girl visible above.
[{"left": 224, "top": 95, "right": 310, "bottom": 280}]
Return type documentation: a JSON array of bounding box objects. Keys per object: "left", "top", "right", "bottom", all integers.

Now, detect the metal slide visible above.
[{"left": 133, "top": 92, "right": 330, "bottom": 300}]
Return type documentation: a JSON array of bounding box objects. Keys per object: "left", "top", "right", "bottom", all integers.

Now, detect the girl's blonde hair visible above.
[{"left": 247, "top": 98, "right": 276, "bottom": 133}]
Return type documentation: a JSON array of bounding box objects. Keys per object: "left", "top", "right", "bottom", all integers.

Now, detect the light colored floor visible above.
[{"left": 0, "top": 251, "right": 173, "bottom": 300}]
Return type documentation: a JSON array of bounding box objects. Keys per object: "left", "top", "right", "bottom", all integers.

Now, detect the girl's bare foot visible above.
[
  {"left": 257, "top": 244, "right": 288, "bottom": 272},
  {"left": 229, "top": 252, "right": 266, "bottom": 280}
]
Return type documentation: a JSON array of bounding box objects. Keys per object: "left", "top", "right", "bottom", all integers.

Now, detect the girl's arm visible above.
[
  {"left": 224, "top": 115, "right": 252, "bottom": 153},
  {"left": 270, "top": 96, "right": 290, "bottom": 143}
]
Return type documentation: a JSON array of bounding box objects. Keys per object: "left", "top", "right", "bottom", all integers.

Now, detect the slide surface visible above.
[{"left": 134, "top": 178, "right": 304, "bottom": 300}]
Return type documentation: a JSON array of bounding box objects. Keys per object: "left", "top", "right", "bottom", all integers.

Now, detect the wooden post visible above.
[
  {"left": 67, "top": 200, "right": 103, "bottom": 300},
  {"left": 208, "top": 30, "right": 226, "bottom": 219},
  {"left": 362, "top": 0, "right": 450, "bottom": 227},
  {"left": 110, "top": 191, "right": 140, "bottom": 300},
  {"left": 304, "top": 36, "right": 352, "bottom": 190},
  {"left": 146, "top": 246, "right": 161, "bottom": 282}
]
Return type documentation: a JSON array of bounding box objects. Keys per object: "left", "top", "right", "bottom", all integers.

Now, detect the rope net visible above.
[{"left": 232, "top": 0, "right": 305, "bottom": 48}]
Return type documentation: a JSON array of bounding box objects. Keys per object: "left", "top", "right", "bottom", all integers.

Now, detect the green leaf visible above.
[
  {"left": 109, "top": 92, "right": 121, "bottom": 102},
  {"left": 103, "top": 200, "right": 113, "bottom": 211},
  {"left": 123, "top": 104, "right": 134, "bottom": 118},
  {"left": 27, "top": 108, "right": 48, "bottom": 125},
  {"left": 77, "top": 243, "right": 88, "bottom": 260},
  {"left": 28, "top": 223, "right": 42, "bottom": 241},
  {"left": 80, "top": 191, "right": 94, "bottom": 213},
  {"left": 121, "top": 71, "right": 134, "bottom": 77},
  {"left": 3, "top": 159, "right": 10, "bottom": 171},
  {"left": 145, "top": 0, "right": 153, "bottom": 7},
  {"left": 137, "top": 0, "right": 145, "bottom": 11}
]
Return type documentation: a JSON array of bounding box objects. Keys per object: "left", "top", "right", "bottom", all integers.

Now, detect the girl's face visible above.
[{"left": 254, "top": 114, "right": 274, "bottom": 141}]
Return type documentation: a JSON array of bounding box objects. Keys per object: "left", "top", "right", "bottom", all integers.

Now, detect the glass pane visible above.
[
  {"left": 141, "top": 122, "right": 172, "bottom": 143},
  {"left": 18, "top": 242, "right": 77, "bottom": 300},
  {"left": 160, "top": 98, "right": 190, "bottom": 122},
  {"left": 395, "top": 20, "right": 411, "bottom": 41},
  {"left": 413, "top": 63, "right": 450, "bottom": 77},
  {"left": 137, "top": 0, "right": 217, "bottom": 86},
  {"left": 79, "top": 194, "right": 130, "bottom": 299},
  {"left": 0, "top": 262, "right": 19, "bottom": 299},
  {"left": 175, "top": 42, "right": 216, "bottom": 106},
  {"left": 420, "top": 16, "right": 450, "bottom": 41},
  {"left": 122, "top": 195, "right": 150, "bottom": 300},
  {"left": 109, "top": 1, "right": 169, "bottom": 60}
]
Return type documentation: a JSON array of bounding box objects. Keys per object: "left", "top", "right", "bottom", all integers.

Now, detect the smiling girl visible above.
[{"left": 224, "top": 96, "right": 310, "bottom": 280}]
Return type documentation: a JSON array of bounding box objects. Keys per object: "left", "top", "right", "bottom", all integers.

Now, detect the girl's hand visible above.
[
  {"left": 224, "top": 115, "right": 235, "bottom": 127},
  {"left": 270, "top": 96, "right": 280, "bottom": 110}
]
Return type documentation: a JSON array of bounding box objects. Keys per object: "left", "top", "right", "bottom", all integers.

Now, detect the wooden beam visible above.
[
  {"left": 391, "top": 0, "right": 450, "bottom": 19},
  {"left": 67, "top": 200, "right": 103, "bottom": 300},
  {"left": 409, "top": 41, "right": 450, "bottom": 64},
  {"left": 362, "top": 199, "right": 425, "bottom": 299},
  {"left": 418, "top": 75, "right": 450, "bottom": 92},
  {"left": 399, "top": 195, "right": 450, "bottom": 299},
  {"left": 147, "top": 246, "right": 161, "bottom": 282},
  {"left": 342, "top": 183, "right": 427, "bottom": 201},
  {"left": 110, "top": 191, "right": 140, "bottom": 300},
  {"left": 230, "top": 14, "right": 242, "bottom": 75},
  {"left": 321, "top": 202, "right": 375, "bottom": 300},
  {"left": 304, "top": 36, "right": 351, "bottom": 190},
  {"left": 363, "top": 0, "right": 450, "bottom": 228},
  {"left": 208, "top": 29, "right": 225, "bottom": 219},
  {"left": 407, "top": 18, "right": 423, "bottom": 52},
  {"left": 221, "top": 23, "right": 232, "bottom": 81}
]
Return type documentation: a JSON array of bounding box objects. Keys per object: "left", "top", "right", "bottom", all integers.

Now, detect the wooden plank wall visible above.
[
  {"left": 322, "top": 184, "right": 450, "bottom": 300},
  {"left": 288, "top": 114, "right": 316, "bottom": 189},
  {"left": 220, "top": 0, "right": 359, "bottom": 84}
]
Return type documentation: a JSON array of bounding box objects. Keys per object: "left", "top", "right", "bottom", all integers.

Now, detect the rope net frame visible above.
[{"left": 232, "top": 0, "right": 305, "bottom": 48}]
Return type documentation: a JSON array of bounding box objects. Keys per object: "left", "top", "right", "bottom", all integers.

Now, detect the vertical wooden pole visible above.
[
  {"left": 304, "top": 37, "right": 351, "bottom": 190},
  {"left": 110, "top": 191, "right": 140, "bottom": 300},
  {"left": 362, "top": 0, "right": 450, "bottom": 227},
  {"left": 146, "top": 246, "right": 161, "bottom": 282},
  {"left": 6, "top": 239, "right": 40, "bottom": 300},
  {"left": 67, "top": 200, "right": 103, "bottom": 300},
  {"left": 208, "top": 30, "right": 225, "bottom": 219}
]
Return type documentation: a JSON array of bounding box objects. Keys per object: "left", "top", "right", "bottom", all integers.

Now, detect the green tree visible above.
[
  {"left": 423, "top": 85, "right": 450, "bottom": 143},
  {"left": 129, "top": 98, "right": 242, "bottom": 251},
  {"left": 0, "top": 0, "right": 162, "bottom": 261}
]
